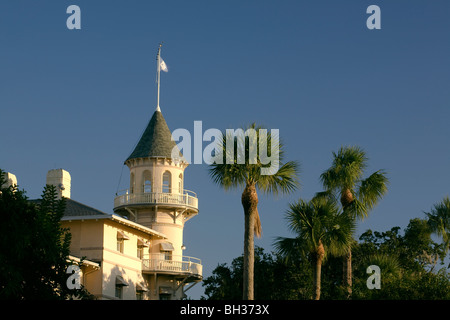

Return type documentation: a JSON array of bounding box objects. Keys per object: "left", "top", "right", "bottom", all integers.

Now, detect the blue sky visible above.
[{"left": 1, "top": 1, "right": 449, "bottom": 299}]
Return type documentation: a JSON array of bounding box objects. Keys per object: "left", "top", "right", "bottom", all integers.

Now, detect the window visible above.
[
  {"left": 117, "top": 239, "right": 124, "bottom": 253},
  {"left": 137, "top": 239, "right": 149, "bottom": 259},
  {"left": 136, "top": 282, "right": 148, "bottom": 300},
  {"left": 143, "top": 170, "right": 152, "bottom": 193},
  {"left": 137, "top": 246, "right": 144, "bottom": 259},
  {"left": 159, "top": 242, "right": 174, "bottom": 260},
  {"left": 115, "top": 276, "right": 128, "bottom": 299},
  {"left": 161, "top": 250, "right": 172, "bottom": 261},
  {"left": 115, "top": 286, "right": 123, "bottom": 299},
  {"left": 117, "top": 231, "right": 129, "bottom": 253},
  {"left": 130, "top": 172, "right": 135, "bottom": 194},
  {"left": 162, "top": 171, "right": 171, "bottom": 193},
  {"left": 178, "top": 173, "right": 183, "bottom": 194},
  {"left": 159, "top": 287, "right": 172, "bottom": 300}
]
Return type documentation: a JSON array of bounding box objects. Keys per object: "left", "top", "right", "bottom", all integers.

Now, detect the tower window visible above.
[
  {"left": 144, "top": 181, "right": 152, "bottom": 193},
  {"left": 178, "top": 173, "right": 183, "bottom": 194},
  {"left": 162, "top": 171, "right": 172, "bottom": 193},
  {"left": 143, "top": 170, "right": 152, "bottom": 193},
  {"left": 130, "top": 173, "right": 135, "bottom": 194},
  {"left": 161, "top": 250, "right": 172, "bottom": 261}
]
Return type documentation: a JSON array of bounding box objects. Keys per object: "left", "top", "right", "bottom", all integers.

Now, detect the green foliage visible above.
[
  {"left": 208, "top": 123, "right": 300, "bottom": 195},
  {"left": 202, "top": 247, "right": 314, "bottom": 300},
  {"left": 352, "top": 219, "right": 450, "bottom": 299},
  {"left": 274, "top": 196, "right": 355, "bottom": 262},
  {"left": 320, "top": 145, "right": 389, "bottom": 219},
  {"left": 426, "top": 196, "right": 450, "bottom": 255},
  {"left": 203, "top": 220, "right": 450, "bottom": 300},
  {"left": 0, "top": 169, "right": 93, "bottom": 299}
]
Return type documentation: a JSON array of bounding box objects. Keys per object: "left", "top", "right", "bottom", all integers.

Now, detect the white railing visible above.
[
  {"left": 114, "top": 189, "right": 198, "bottom": 210},
  {"left": 141, "top": 255, "right": 202, "bottom": 277}
]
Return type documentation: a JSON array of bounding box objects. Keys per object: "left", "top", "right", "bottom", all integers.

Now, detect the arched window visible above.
[
  {"left": 162, "top": 171, "right": 172, "bottom": 193},
  {"left": 178, "top": 173, "right": 183, "bottom": 194},
  {"left": 143, "top": 170, "right": 152, "bottom": 193},
  {"left": 130, "top": 173, "right": 135, "bottom": 194}
]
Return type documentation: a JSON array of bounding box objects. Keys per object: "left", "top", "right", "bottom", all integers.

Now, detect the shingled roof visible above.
[
  {"left": 30, "top": 198, "right": 109, "bottom": 217},
  {"left": 126, "top": 110, "right": 182, "bottom": 162}
]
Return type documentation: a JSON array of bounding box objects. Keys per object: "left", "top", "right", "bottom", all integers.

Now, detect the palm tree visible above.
[
  {"left": 209, "top": 124, "right": 299, "bottom": 300},
  {"left": 426, "top": 196, "right": 450, "bottom": 254},
  {"left": 319, "top": 146, "right": 388, "bottom": 297},
  {"left": 274, "top": 196, "right": 355, "bottom": 300}
]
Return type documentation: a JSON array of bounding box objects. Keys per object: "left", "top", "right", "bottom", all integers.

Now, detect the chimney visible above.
[
  {"left": 1, "top": 172, "right": 18, "bottom": 189},
  {"left": 46, "top": 169, "right": 71, "bottom": 199}
]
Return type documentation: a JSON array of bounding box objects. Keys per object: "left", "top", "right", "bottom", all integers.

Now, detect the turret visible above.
[{"left": 112, "top": 44, "right": 201, "bottom": 300}]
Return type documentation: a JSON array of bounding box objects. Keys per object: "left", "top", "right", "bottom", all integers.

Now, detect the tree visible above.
[
  {"left": 202, "top": 246, "right": 314, "bottom": 300},
  {"left": 203, "top": 220, "right": 450, "bottom": 300},
  {"left": 274, "top": 196, "right": 355, "bottom": 299},
  {"left": 425, "top": 196, "right": 450, "bottom": 258},
  {"left": 0, "top": 169, "right": 93, "bottom": 299},
  {"left": 209, "top": 124, "right": 299, "bottom": 300},
  {"left": 352, "top": 220, "right": 450, "bottom": 300},
  {"left": 319, "top": 146, "right": 388, "bottom": 297}
]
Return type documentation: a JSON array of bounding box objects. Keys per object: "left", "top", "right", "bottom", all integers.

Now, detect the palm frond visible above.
[
  {"left": 426, "top": 196, "right": 450, "bottom": 251},
  {"left": 273, "top": 236, "right": 305, "bottom": 262},
  {"left": 257, "top": 161, "right": 300, "bottom": 196},
  {"left": 359, "top": 253, "right": 401, "bottom": 277},
  {"left": 277, "top": 196, "right": 354, "bottom": 262},
  {"left": 320, "top": 146, "right": 368, "bottom": 191},
  {"left": 344, "top": 197, "right": 368, "bottom": 220},
  {"left": 313, "top": 190, "right": 339, "bottom": 206},
  {"left": 357, "top": 170, "right": 389, "bottom": 210},
  {"left": 208, "top": 124, "right": 300, "bottom": 195}
]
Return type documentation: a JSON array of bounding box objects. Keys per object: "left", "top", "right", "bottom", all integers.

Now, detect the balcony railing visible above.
[
  {"left": 142, "top": 255, "right": 202, "bottom": 278},
  {"left": 114, "top": 189, "right": 198, "bottom": 210}
]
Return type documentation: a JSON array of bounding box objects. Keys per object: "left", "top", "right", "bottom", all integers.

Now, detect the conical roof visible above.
[{"left": 126, "top": 110, "right": 182, "bottom": 162}]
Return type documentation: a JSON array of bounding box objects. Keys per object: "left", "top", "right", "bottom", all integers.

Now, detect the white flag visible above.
[{"left": 160, "top": 58, "right": 168, "bottom": 72}]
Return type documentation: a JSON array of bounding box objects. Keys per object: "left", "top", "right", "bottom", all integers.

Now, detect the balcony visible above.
[
  {"left": 142, "top": 255, "right": 202, "bottom": 279},
  {"left": 114, "top": 189, "right": 198, "bottom": 211}
]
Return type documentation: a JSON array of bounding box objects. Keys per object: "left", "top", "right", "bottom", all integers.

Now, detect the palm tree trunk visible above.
[
  {"left": 241, "top": 183, "right": 259, "bottom": 300},
  {"left": 341, "top": 188, "right": 353, "bottom": 299},
  {"left": 314, "top": 241, "right": 325, "bottom": 300},
  {"left": 343, "top": 249, "right": 352, "bottom": 299}
]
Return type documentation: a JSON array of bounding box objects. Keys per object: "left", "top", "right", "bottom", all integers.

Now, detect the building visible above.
[
  {"left": 2, "top": 107, "right": 202, "bottom": 300},
  {"left": 2, "top": 46, "right": 201, "bottom": 299},
  {"left": 111, "top": 106, "right": 202, "bottom": 300}
]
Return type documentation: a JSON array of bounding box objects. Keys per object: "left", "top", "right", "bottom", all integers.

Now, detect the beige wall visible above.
[
  {"left": 150, "top": 208, "right": 185, "bottom": 259},
  {"left": 63, "top": 154, "right": 199, "bottom": 300},
  {"left": 63, "top": 218, "right": 154, "bottom": 300},
  {"left": 64, "top": 220, "right": 103, "bottom": 260},
  {"left": 127, "top": 158, "right": 187, "bottom": 194}
]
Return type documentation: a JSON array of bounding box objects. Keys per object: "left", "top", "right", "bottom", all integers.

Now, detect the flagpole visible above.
[{"left": 156, "top": 43, "right": 162, "bottom": 112}]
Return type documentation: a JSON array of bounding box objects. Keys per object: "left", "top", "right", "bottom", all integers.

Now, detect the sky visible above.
[{"left": 1, "top": 1, "right": 449, "bottom": 299}]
